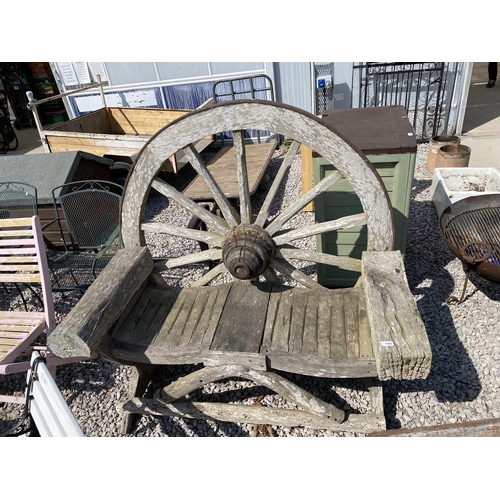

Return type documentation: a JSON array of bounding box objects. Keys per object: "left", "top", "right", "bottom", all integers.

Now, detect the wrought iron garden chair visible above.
[{"left": 45, "top": 180, "right": 123, "bottom": 292}]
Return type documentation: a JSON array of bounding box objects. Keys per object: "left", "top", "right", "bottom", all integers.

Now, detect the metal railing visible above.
[{"left": 352, "top": 62, "right": 459, "bottom": 141}]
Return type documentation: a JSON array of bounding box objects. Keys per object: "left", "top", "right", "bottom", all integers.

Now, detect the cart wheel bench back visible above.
[{"left": 48, "top": 100, "right": 431, "bottom": 433}]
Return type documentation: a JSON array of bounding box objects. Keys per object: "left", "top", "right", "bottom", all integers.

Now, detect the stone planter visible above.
[{"left": 431, "top": 167, "right": 500, "bottom": 217}]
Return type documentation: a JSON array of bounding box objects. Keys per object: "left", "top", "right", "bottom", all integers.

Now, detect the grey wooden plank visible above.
[
  {"left": 260, "top": 284, "right": 282, "bottom": 351},
  {"left": 357, "top": 290, "right": 373, "bottom": 358},
  {"left": 330, "top": 293, "right": 347, "bottom": 358},
  {"left": 203, "top": 351, "right": 267, "bottom": 371},
  {"left": 189, "top": 286, "right": 224, "bottom": 346},
  {"left": 176, "top": 288, "right": 212, "bottom": 348},
  {"left": 302, "top": 292, "right": 319, "bottom": 357},
  {"left": 317, "top": 293, "right": 331, "bottom": 358},
  {"left": 268, "top": 288, "right": 293, "bottom": 352},
  {"left": 210, "top": 281, "right": 272, "bottom": 353},
  {"left": 126, "top": 288, "right": 171, "bottom": 347},
  {"left": 289, "top": 289, "right": 307, "bottom": 354},
  {"left": 161, "top": 289, "right": 199, "bottom": 348},
  {"left": 264, "top": 352, "right": 378, "bottom": 379},
  {"left": 200, "top": 285, "right": 232, "bottom": 345},
  {"left": 345, "top": 291, "right": 360, "bottom": 359}
]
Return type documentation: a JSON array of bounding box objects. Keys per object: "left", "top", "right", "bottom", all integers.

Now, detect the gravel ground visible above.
[{"left": 1, "top": 141, "right": 499, "bottom": 437}]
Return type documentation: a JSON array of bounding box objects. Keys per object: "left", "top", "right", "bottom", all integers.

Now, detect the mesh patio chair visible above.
[
  {"left": 0, "top": 182, "right": 38, "bottom": 220},
  {"left": 45, "top": 180, "right": 123, "bottom": 292}
]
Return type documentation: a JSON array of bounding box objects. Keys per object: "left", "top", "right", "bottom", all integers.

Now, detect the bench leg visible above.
[
  {"left": 121, "top": 364, "right": 157, "bottom": 435},
  {"left": 364, "top": 378, "right": 385, "bottom": 420}
]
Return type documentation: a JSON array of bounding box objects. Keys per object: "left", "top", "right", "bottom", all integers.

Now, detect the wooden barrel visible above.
[
  {"left": 436, "top": 144, "right": 471, "bottom": 169},
  {"left": 427, "top": 135, "right": 460, "bottom": 173}
]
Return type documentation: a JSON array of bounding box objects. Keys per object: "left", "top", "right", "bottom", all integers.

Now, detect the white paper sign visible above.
[
  {"left": 73, "top": 62, "right": 91, "bottom": 85},
  {"left": 381, "top": 341, "right": 395, "bottom": 347},
  {"left": 57, "top": 62, "right": 79, "bottom": 86}
]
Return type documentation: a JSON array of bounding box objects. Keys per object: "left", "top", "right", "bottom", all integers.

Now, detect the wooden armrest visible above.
[
  {"left": 362, "top": 251, "right": 431, "bottom": 381},
  {"left": 48, "top": 246, "right": 153, "bottom": 359}
]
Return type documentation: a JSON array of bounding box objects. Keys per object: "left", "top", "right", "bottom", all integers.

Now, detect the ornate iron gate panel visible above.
[{"left": 352, "top": 62, "right": 459, "bottom": 141}]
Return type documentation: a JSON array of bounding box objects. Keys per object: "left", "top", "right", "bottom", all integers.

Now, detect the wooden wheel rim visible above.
[{"left": 122, "top": 100, "right": 394, "bottom": 251}]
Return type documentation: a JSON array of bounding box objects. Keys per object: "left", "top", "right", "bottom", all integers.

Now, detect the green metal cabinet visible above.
[{"left": 313, "top": 106, "right": 417, "bottom": 288}]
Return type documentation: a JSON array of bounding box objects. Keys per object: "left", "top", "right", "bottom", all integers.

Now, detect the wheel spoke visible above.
[
  {"left": 255, "top": 140, "right": 300, "bottom": 227},
  {"left": 265, "top": 170, "right": 343, "bottom": 236},
  {"left": 191, "top": 262, "right": 227, "bottom": 287},
  {"left": 182, "top": 143, "right": 240, "bottom": 227},
  {"left": 141, "top": 221, "right": 224, "bottom": 247},
  {"left": 270, "top": 258, "right": 325, "bottom": 290},
  {"left": 233, "top": 130, "right": 252, "bottom": 224},
  {"left": 262, "top": 267, "right": 280, "bottom": 283},
  {"left": 151, "top": 177, "right": 228, "bottom": 234},
  {"left": 273, "top": 213, "right": 366, "bottom": 246},
  {"left": 153, "top": 249, "right": 223, "bottom": 272},
  {"left": 275, "top": 247, "right": 362, "bottom": 272}
]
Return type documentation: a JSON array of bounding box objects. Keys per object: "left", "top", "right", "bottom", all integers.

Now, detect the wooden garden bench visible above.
[{"left": 47, "top": 100, "right": 432, "bottom": 434}]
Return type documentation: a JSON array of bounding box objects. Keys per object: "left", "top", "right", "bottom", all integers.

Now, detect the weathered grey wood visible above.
[
  {"left": 141, "top": 221, "right": 224, "bottom": 248},
  {"left": 120, "top": 364, "right": 157, "bottom": 434},
  {"left": 210, "top": 282, "right": 270, "bottom": 353},
  {"left": 265, "top": 171, "right": 343, "bottom": 236},
  {"left": 182, "top": 143, "right": 240, "bottom": 227},
  {"left": 123, "top": 397, "right": 385, "bottom": 432},
  {"left": 270, "top": 257, "right": 325, "bottom": 290},
  {"left": 121, "top": 101, "right": 394, "bottom": 251},
  {"left": 255, "top": 140, "right": 301, "bottom": 227},
  {"left": 289, "top": 289, "right": 308, "bottom": 354},
  {"left": 150, "top": 284, "right": 231, "bottom": 349},
  {"left": 233, "top": 131, "right": 252, "bottom": 224},
  {"left": 264, "top": 352, "right": 378, "bottom": 379},
  {"left": 317, "top": 294, "right": 332, "bottom": 358},
  {"left": 302, "top": 294, "right": 319, "bottom": 356},
  {"left": 52, "top": 100, "right": 430, "bottom": 433},
  {"left": 47, "top": 246, "right": 153, "bottom": 358},
  {"left": 155, "top": 363, "right": 344, "bottom": 421},
  {"left": 203, "top": 351, "right": 267, "bottom": 371},
  {"left": 275, "top": 247, "right": 362, "bottom": 272},
  {"left": 272, "top": 213, "right": 367, "bottom": 246},
  {"left": 111, "top": 284, "right": 180, "bottom": 347},
  {"left": 183, "top": 142, "right": 276, "bottom": 201},
  {"left": 191, "top": 262, "right": 227, "bottom": 287},
  {"left": 152, "top": 249, "right": 223, "bottom": 272},
  {"left": 150, "top": 177, "right": 228, "bottom": 234},
  {"left": 367, "top": 418, "right": 500, "bottom": 437},
  {"left": 366, "top": 379, "right": 384, "bottom": 417},
  {"left": 362, "top": 251, "right": 432, "bottom": 381}
]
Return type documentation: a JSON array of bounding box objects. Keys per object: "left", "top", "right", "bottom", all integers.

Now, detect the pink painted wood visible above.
[{"left": 0, "top": 216, "right": 57, "bottom": 402}]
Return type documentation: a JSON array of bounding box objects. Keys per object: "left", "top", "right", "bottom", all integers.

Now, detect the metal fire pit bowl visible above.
[{"left": 439, "top": 193, "right": 500, "bottom": 284}]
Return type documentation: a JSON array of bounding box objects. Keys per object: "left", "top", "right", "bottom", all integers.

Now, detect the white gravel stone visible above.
[{"left": 1, "top": 141, "right": 500, "bottom": 437}]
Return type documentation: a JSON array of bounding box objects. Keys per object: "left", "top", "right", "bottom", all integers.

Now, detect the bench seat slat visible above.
[{"left": 108, "top": 281, "right": 377, "bottom": 378}]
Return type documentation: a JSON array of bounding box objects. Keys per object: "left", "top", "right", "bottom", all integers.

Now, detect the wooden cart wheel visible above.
[{"left": 121, "top": 100, "right": 394, "bottom": 289}]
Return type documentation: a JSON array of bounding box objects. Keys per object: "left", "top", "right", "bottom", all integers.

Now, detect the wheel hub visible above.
[{"left": 222, "top": 224, "right": 275, "bottom": 280}]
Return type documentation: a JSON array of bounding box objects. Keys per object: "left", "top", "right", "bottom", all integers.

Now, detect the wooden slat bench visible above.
[{"left": 47, "top": 100, "right": 432, "bottom": 434}]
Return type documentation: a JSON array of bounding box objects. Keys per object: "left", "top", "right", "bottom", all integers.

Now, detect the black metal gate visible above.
[{"left": 351, "top": 62, "right": 459, "bottom": 141}]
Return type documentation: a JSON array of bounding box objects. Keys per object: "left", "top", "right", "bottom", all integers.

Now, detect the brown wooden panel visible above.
[
  {"left": 108, "top": 108, "right": 188, "bottom": 135},
  {"left": 301, "top": 144, "right": 314, "bottom": 211},
  {"left": 50, "top": 108, "right": 110, "bottom": 134},
  {"left": 183, "top": 142, "right": 277, "bottom": 201}
]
